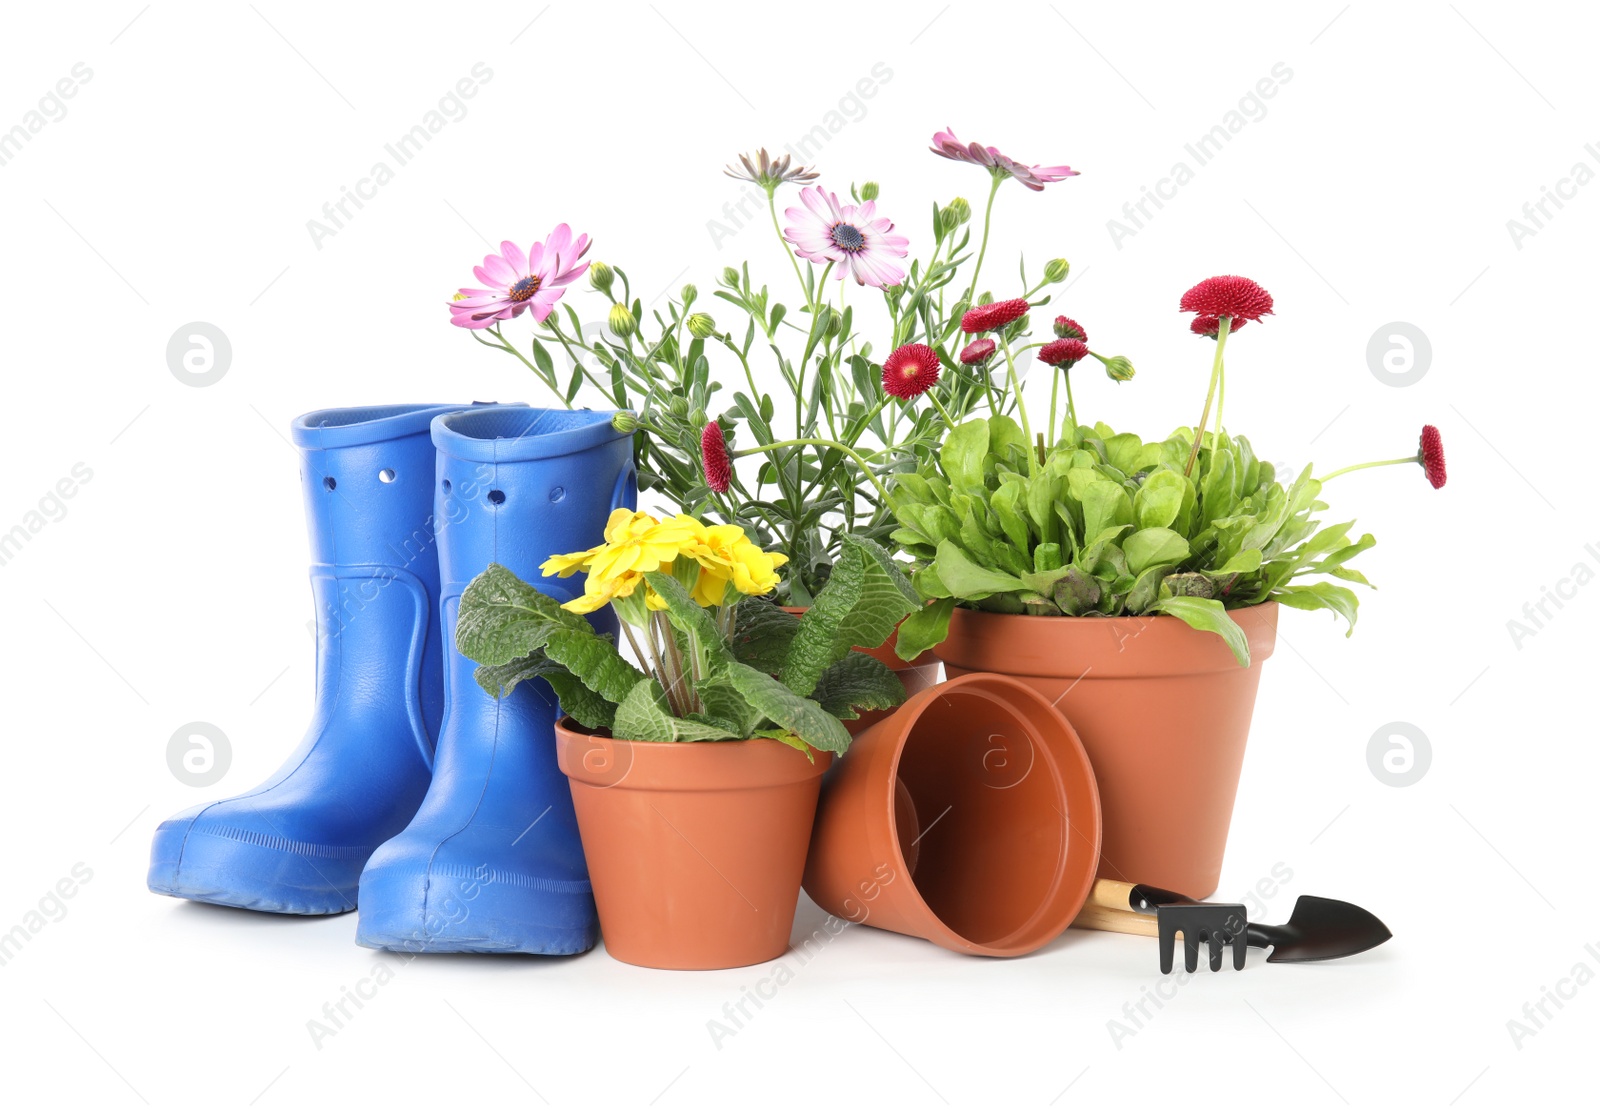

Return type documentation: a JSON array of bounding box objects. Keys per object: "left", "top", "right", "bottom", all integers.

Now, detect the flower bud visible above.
[
  {"left": 1103, "top": 355, "right": 1136, "bottom": 382},
  {"left": 588, "top": 261, "right": 615, "bottom": 294},
  {"left": 668, "top": 395, "right": 689, "bottom": 417},
  {"left": 690, "top": 408, "right": 707, "bottom": 427},
  {"left": 680, "top": 283, "right": 697, "bottom": 307},
  {"left": 607, "top": 302, "right": 637, "bottom": 338},
  {"left": 860, "top": 181, "right": 880, "bottom": 201},
  {"left": 946, "top": 197, "right": 971, "bottom": 225},
  {"left": 1044, "top": 258, "right": 1071, "bottom": 284},
  {"left": 722, "top": 267, "right": 741, "bottom": 286},
  {"left": 687, "top": 312, "right": 717, "bottom": 339},
  {"left": 823, "top": 307, "right": 843, "bottom": 337},
  {"left": 611, "top": 411, "right": 640, "bottom": 434}
]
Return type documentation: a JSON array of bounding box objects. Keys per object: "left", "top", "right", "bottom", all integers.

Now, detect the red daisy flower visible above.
[
  {"left": 1039, "top": 338, "right": 1089, "bottom": 367},
  {"left": 701, "top": 422, "right": 732, "bottom": 494},
  {"left": 882, "top": 343, "right": 942, "bottom": 399},
  {"left": 1179, "top": 276, "right": 1274, "bottom": 322},
  {"left": 1189, "top": 314, "right": 1248, "bottom": 339},
  {"left": 1419, "top": 424, "right": 1446, "bottom": 489},
  {"left": 1052, "top": 316, "right": 1086, "bottom": 341},
  {"left": 959, "top": 338, "right": 996, "bottom": 365},
  {"left": 961, "top": 298, "right": 1030, "bottom": 334}
]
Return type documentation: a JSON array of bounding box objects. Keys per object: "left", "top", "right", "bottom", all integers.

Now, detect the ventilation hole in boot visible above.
[
  {"left": 487, "top": 489, "right": 506, "bottom": 505},
  {"left": 549, "top": 486, "right": 566, "bottom": 502},
  {"left": 441, "top": 479, "right": 452, "bottom": 494},
  {"left": 323, "top": 476, "right": 337, "bottom": 491},
  {"left": 379, "top": 468, "right": 396, "bottom": 484}
]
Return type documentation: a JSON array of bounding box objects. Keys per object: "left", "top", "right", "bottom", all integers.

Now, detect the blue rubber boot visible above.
[
  {"left": 355, "top": 406, "right": 635, "bottom": 954},
  {"left": 148, "top": 403, "right": 477, "bottom": 914}
]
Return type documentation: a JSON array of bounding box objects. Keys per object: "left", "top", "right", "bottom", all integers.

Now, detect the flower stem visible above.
[
  {"left": 735, "top": 437, "right": 891, "bottom": 502},
  {"left": 1184, "top": 317, "right": 1232, "bottom": 478},
  {"left": 962, "top": 174, "right": 1004, "bottom": 309},
  {"left": 768, "top": 191, "right": 809, "bottom": 311},
  {"left": 1000, "top": 340, "right": 1037, "bottom": 476},
  {"left": 1316, "top": 456, "right": 1419, "bottom": 482}
]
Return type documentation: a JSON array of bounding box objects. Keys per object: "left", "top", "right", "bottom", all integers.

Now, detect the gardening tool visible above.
[
  {"left": 1073, "top": 879, "right": 1392, "bottom": 972},
  {"left": 149, "top": 403, "right": 478, "bottom": 914},
  {"left": 354, "top": 405, "right": 635, "bottom": 955}
]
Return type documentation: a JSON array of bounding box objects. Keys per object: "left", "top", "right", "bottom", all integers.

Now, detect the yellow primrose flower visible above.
[{"left": 688, "top": 523, "right": 788, "bottom": 599}]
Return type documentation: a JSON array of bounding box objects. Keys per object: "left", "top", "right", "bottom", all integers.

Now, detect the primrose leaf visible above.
[
  {"left": 810, "top": 651, "right": 907, "bottom": 720},
  {"left": 612, "top": 677, "right": 742, "bottom": 743},
  {"left": 455, "top": 562, "right": 591, "bottom": 666},
  {"left": 780, "top": 535, "right": 920, "bottom": 696},
  {"left": 724, "top": 661, "right": 853, "bottom": 753},
  {"left": 729, "top": 598, "right": 801, "bottom": 674}
]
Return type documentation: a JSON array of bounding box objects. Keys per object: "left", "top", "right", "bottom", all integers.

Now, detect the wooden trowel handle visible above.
[{"left": 1071, "top": 879, "right": 1159, "bottom": 937}]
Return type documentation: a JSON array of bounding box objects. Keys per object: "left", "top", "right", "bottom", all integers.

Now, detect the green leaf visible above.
[
  {"left": 542, "top": 626, "right": 649, "bottom": 705},
  {"left": 612, "top": 677, "right": 743, "bottom": 742},
  {"left": 724, "top": 661, "right": 853, "bottom": 753},
  {"left": 1134, "top": 468, "right": 1188, "bottom": 530},
  {"left": 780, "top": 535, "right": 920, "bottom": 696},
  {"left": 454, "top": 563, "right": 590, "bottom": 666},
  {"left": 941, "top": 418, "right": 990, "bottom": 492},
  {"left": 1151, "top": 596, "right": 1250, "bottom": 666},
  {"left": 473, "top": 653, "right": 564, "bottom": 700},
  {"left": 932, "top": 539, "right": 1027, "bottom": 599},
  {"left": 1080, "top": 478, "right": 1134, "bottom": 540},
  {"left": 543, "top": 671, "right": 618, "bottom": 730},
  {"left": 729, "top": 598, "right": 801, "bottom": 674},
  {"left": 695, "top": 667, "right": 768, "bottom": 737},
  {"left": 1124, "top": 527, "right": 1191, "bottom": 576},
  {"left": 1273, "top": 581, "right": 1361, "bottom": 635},
  {"left": 642, "top": 571, "right": 729, "bottom": 661},
  {"left": 810, "top": 651, "right": 907, "bottom": 719},
  {"left": 895, "top": 596, "right": 955, "bottom": 659}
]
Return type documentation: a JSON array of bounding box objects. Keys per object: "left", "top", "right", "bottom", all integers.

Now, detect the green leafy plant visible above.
[
  {"left": 889, "top": 416, "right": 1373, "bottom": 666},
  {"left": 454, "top": 531, "right": 920, "bottom": 755}
]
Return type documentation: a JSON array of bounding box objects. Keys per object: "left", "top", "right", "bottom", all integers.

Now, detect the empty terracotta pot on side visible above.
[
  {"left": 555, "top": 721, "right": 831, "bottom": 970},
  {"left": 784, "top": 607, "right": 942, "bottom": 735},
  {"left": 935, "top": 603, "right": 1278, "bottom": 899},
  {"left": 803, "top": 673, "right": 1101, "bottom": 957}
]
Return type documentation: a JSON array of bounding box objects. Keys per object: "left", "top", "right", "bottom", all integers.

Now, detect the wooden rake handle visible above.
[{"left": 1070, "top": 879, "right": 1159, "bottom": 937}]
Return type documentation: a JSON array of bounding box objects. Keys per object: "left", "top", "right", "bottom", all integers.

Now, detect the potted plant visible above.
[
  {"left": 882, "top": 268, "right": 1447, "bottom": 897},
  {"left": 452, "top": 510, "right": 920, "bottom": 970}
]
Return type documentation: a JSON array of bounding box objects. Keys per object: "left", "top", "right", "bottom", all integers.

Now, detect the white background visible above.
[{"left": 1, "top": 2, "right": 1594, "bottom": 1106}]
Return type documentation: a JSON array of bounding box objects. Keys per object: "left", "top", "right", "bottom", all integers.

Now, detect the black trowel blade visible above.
[{"left": 1260, "top": 895, "right": 1393, "bottom": 963}]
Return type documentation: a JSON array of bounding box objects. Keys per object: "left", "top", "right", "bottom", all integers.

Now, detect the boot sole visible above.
[{"left": 148, "top": 818, "right": 362, "bottom": 916}]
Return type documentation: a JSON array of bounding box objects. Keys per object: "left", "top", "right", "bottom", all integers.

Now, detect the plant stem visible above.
[
  {"left": 736, "top": 437, "right": 892, "bottom": 502},
  {"left": 768, "top": 191, "right": 809, "bottom": 310},
  {"left": 1184, "top": 317, "right": 1232, "bottom": 477},
  {"left": 1063, "top": 370, "right": 1077, "bottom": 443},
  {"left": 1316, "top": 456, "right": 1419, "bottom": 482},
  {"left": 962, "top": 174, "right": 1004, "bottom": 309},
  {"left": 1000, "top": 340, "right": 1037, "bottom": 475}
]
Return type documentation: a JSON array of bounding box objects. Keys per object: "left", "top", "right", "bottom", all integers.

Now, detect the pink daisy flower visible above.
[
  {"left": 783, "top": 186, "right": 910, "bottom": 288},
  {"left": 929, "top": 127, "right": 1078, "bottom": 191},
  {"left": 448, "top": 225, "right": 592, "bottom": 330}
]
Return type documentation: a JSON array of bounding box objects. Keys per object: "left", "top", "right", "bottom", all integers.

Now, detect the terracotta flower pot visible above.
[
  {"left": 784, "top": 607, "right": 942, "bottom": 734},
  {"left": 802, "top": 673, "right": 1102, "bottom": 957},
  {"left": 934, "top": 603, "right": 1279, "bottom": 898},
  {"left": 554, "top": 720, "right": 831, "bottom": 970}
]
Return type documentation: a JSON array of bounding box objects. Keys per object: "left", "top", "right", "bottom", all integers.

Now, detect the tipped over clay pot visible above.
[{"left": 802, "top": 673, "right": 1101, "bottom": 957}]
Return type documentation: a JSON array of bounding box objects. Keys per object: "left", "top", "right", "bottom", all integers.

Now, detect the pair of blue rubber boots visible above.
[{"left": 147, "top": 403, "right": 634, "bottom": 954}]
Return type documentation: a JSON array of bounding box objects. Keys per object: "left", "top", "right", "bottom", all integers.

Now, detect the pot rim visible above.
[
  {"left": 554, "top": 717, "right": 832, "bottom": 791},
  {"left": 937, "top": 600, "right": 1278, "bottom": 676}
]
